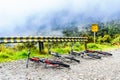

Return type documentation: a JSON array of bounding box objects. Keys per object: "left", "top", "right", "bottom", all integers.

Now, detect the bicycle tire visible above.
[
  {"left": 65, "top": 57, "right": 80, "bottom": 63},
  {"left": 87, "top": 53, "right": 101, "bottom": 59},
  {"left": 58, "top": 62, "right": 70, "bottom": 68}
]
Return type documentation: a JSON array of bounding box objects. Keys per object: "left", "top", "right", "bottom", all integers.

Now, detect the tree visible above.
[{"left": 62, "top": 26, "right": 79, "bottom": 37}]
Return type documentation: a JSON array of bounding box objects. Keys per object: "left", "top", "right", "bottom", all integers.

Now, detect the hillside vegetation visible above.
[
  {"left": 0, "top": 42, "right": 119, "bottom": 63},
  {"left": 62, "top": 20, "right": 120, "bottom": 44},
  {"left": 0, "top": 20, "right": 120, "bottom": 63}
]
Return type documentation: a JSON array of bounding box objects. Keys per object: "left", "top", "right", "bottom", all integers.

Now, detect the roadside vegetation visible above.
[
  {"left": 0, "top": 42, "right": 119, "bottom": 63},
  {"left": 0, "top": 20, "right": 120, "bottom": 63}
]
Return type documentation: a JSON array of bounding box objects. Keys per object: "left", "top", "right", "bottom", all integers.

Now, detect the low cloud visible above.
[{"left": 0, "top": 0, "right": 120, "bottom": 36}]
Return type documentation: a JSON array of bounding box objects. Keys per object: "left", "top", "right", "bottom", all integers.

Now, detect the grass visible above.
[
  {"left": 0, "top": 45, "right": 50, "bottom": 63},
  {"left": 0, "top": 42, "right": 119, "bottom": 63},
  {"left": 87, "top": 43, "right": 119, "bottom": 51}
]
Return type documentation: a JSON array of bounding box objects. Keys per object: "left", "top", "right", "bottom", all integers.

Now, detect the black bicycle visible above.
[
  {"left": 68, "top": 50, "right": 101, "bottom": 59},
  {"left": 49, "top": 51, "right": 80, "bottom": 63},
  {"left": 85, "top": 50, "right": 112, "bottom": 56},
  {"left": 80, "top": 51, "right": 101, "bottom": 59}
]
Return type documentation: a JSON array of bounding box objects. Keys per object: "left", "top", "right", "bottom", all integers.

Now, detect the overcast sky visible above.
[{"left": 0, "top": 0, "right": 120, "bottom": 36}]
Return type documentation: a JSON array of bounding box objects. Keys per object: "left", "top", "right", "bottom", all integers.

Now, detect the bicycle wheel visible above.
[
  {"left": 58, "top": 62, "right": 70, "bottom": 68},
  {"left": 87, "top": 53, "right": 101, "bottom": 59}
]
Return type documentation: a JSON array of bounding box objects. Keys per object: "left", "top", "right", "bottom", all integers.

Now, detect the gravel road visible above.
[{"left": 0, "top": 48, "right": 120, "bottom": 80}]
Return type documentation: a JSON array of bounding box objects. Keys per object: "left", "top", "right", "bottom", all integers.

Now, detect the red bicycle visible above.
[{"left": 26, "top": 50, "right": 70, "bottom": 68}]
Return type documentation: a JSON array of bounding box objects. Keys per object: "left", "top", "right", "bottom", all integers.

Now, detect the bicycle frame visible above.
[{"left": 26, "top": 50, "right": 70, "bottom": 68}]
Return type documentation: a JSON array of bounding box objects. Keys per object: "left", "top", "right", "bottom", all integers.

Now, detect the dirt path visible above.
[{"left": 0, "top": 49, "right": 120, "bottom": 80}]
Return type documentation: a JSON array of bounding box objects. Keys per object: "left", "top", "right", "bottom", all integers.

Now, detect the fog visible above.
[{"left": 0, "top": 0, "right": 120, "bottom": 36}]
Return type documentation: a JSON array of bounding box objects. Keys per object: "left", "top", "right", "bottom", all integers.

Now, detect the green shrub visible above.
[
  {"left": 87, "top": 43, "right": 99, "bottom": 49},
  {"left": 0, "top": 53, "right": 10, "bottom": 58},
  {"left": 112, "top": 36, "right": 120, "bottom": 44},
  {"left": 102, "top": 35, "right": 111, "bottom": 43},
  {"left": 0, "top": 44, "right": 6, "bottom": 52},
  {"left": 5, "top": 49, "right": 15, "bottom": 55},
  {"left": 15, "top": 43, "right": 25, "bottom": 51}
]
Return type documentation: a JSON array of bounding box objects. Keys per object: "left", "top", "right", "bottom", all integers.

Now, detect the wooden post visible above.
[
  {"left": 94, "top": 32, "right": 96, "bottom": 43},
  {"left": 85, "top": 41, "right": 87, "bottom": 50},
  {"left": 38, "top": 41, "right": 44, "bottom": 52},
  {"left": 47, "top": 41, "right": 51, "bottom": 54}
]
